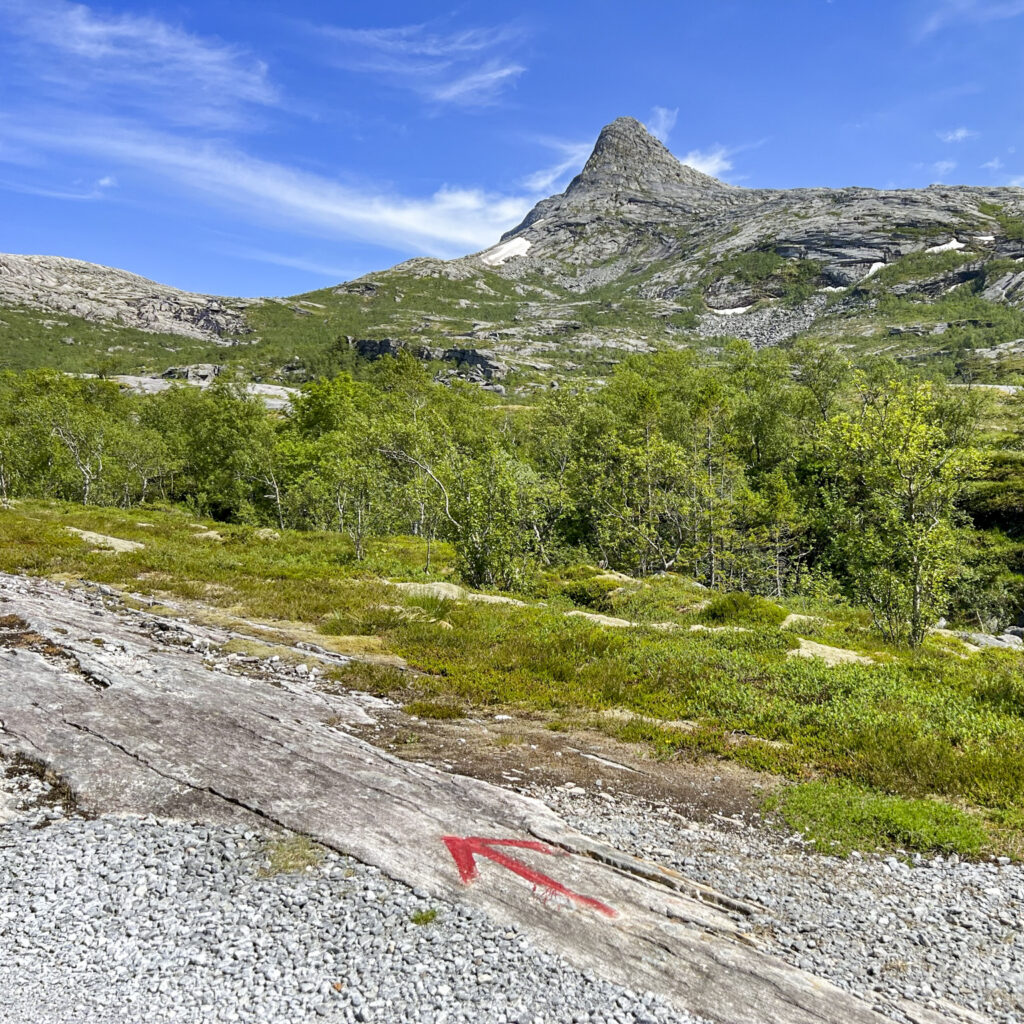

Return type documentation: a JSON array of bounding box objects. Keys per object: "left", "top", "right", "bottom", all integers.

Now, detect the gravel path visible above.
[
  {"left": 0, "top": 800, "right": 703, "bottom": 1024},
  {"left": 5, "top": 757, "right": 1023, "bottom": 1024},
  {"left": 4, "top": 699, "right": 1021, "bottom": 1024},
  {"left": 536, "top": 785, "right": 1024, "bottom": 1024}
]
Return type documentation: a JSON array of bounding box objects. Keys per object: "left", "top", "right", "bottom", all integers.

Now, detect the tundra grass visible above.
[{"left": 2, "top": 500, "right": 1022, "bottom": 858}]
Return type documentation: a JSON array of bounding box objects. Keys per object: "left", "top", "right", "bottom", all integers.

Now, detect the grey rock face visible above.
[
  {"left": 981, "top": 270, "right": 1024, "bottom": 306},
  {"left": 161, "top": 363, "right": 223, "bottom": 382},
  {"left": 0, "top": 254, "right": 254, "bottom": 340},
  {"left": 350, "top": 338, "right": 507, "bottom": 379},
  {"left": 959, "top": 631, "right": 1022, "bottom": 649},
  {"left": 565, "top": 116, "right": 729, "bottom": 196},
  {"left": 442, "top": 346, "right": 508, "bottom": 380},
  {"left": 97, "top": 374, "right": 297, "bottom": 411}
]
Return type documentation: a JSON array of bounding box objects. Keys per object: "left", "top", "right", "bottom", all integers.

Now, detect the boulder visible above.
[
  {"left": 441, "top": 347, "right": 509, "bottom": 380},
  {"left": 959, "top": 631, "right": 1021, "bottom": 649},
  {"left": 161, "top": 363, "right": 222, "bottom": 383}
]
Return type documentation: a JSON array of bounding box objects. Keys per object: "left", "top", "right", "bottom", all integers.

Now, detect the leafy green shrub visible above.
[
  {"left": 403, "top": 700, "right": 465, "bottom": 720},
  {"left": 868, "top": 250, "right": 974, "bottom": 289},
  {"left": 560, "top": 576, "right": 624, "bottom": 611},
  {"left": 703, "top": 591, "right": 787, "bottom": 627},
  {"left": 711, "top": 250, "right": 785, "bottom": 284},
  {"left": 705, "top": 251, "right": 821, "bottom": 305},
  {"left": 765, "top": 780, "right": 987, "bottom": 857}
]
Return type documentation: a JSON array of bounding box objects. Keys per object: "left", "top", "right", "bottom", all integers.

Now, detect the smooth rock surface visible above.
[{"left": 0, "top": 572, "right": 978, "bottom": 1024}]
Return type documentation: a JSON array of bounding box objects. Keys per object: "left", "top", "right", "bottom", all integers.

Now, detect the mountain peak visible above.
[{"left": 566, "top": 116, "right": 724, "bottom": 195}]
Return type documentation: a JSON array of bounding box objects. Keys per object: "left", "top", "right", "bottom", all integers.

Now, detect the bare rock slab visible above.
[{"left": 0, "top": 572, "right": 984, "bottom": 1024}]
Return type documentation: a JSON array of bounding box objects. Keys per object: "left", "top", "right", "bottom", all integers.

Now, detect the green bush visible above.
[
  {"left": 560, "top": 576, "right": 624, "bottom": 611},
  {"left": 868, "top": 250, "right": 974, "bottom": 289},
  {"left": 765, "top": 780, "right": 987, "bottom": 857},
  {"left": 703, "top": 591, "right": 787, "bottom": 627}
]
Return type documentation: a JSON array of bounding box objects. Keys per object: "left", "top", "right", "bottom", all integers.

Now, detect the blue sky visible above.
[{"left": 1, "top": 0, "right": 1022, "bottom": 297}]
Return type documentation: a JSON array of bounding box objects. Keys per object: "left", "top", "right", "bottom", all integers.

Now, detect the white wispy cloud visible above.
[
  {"left": 646, "top": 107, "right": 678, "bottom": 144},
  {"left": 920, "top": 0, "right": 1024, "bottom": 35},
  {"left": 2, "top": 119, "right": 533, "bottom": 256},
  {"left": 319, "top": 20, "right": 527, "bottom": 107},
  {"left": 0, "top": 0, "right": 276, "bottom": 128},
  {"left": 224, "top": 247, "right": 359, "bottom": 282},
  {"left": 982, "top": 157, "right": 1004, "bottom": 170},
  {"left": 932, "top": 159, "right": 958, "bottom": 179},
  {"left": 325, "top": 23, "right": 521, "bottom": 60},
  {"left": 0, "top": 4, "right": 540, "bottom": 258},
  {"left": 522, "top": 139, "right": 591, "bottom": 193},
  {"left": 680, "top": 146, "right": 733, "bottom": 178},
  {"left": 428, "top": 62, "right": 525, "bottom": 105},
  {"left": 0, "top": 175, "right": 113, "bottom": 201},
  {"left": 937, "top": 126, "right": 976, "bottom": 142}
]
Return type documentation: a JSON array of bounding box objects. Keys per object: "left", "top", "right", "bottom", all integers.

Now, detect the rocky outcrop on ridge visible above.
[{"left": 0, "top": 254, "right": 253, "bottom": 340}]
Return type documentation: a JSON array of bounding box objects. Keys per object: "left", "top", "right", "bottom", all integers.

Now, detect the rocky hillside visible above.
[
  {"left": 0, "top": 254, "right": 253, "bottom": 340},
  {"left": 3, "top": 117, "right": 1024, "bottom": 387},
  {"left": 297, "top": 117, "right": 1024, "bottom": 384}
]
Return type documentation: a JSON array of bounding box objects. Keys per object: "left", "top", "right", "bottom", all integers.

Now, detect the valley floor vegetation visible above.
[
  {"left": 2, "top": 344, "right": 1023, "bottom": 859},
  {"left": 2, "top": 342, "right": 1021, "bottom": 644}
]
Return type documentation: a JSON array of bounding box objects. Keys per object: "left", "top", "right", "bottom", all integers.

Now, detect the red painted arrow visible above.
[{"left": 441, "top": 835, "right": 616, "bottom": 918}]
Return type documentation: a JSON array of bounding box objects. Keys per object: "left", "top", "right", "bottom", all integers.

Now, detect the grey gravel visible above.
[
  {"left": 537, "top": 786, "right": 1024, "bottom": 1024},
  {"left": 0, "top": 808, "right": 704, "bottom": 1024}
]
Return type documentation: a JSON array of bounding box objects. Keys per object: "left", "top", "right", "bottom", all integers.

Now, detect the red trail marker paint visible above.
[{"left": 441, "top": 835, "right": 616, "bottom": 918}]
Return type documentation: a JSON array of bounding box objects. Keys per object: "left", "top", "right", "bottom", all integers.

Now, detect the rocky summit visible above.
[
  {"left": 474, "top": 115, "right": 1024, "bottom": 309},
  {"left": 2, "top": 116, "right": 1024, "bottom": 385}
]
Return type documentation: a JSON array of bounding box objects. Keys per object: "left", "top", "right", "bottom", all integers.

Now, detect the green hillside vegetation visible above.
[
  {"left": 3, "top": 341, "right": 1023, "bottom": 859},
  {"left": 702, "top": 250, "right": 823, "bottom": 305},
  {"left": 0, "top": 305, "right": 230, "bottom": 374},
  {"left": 3, "top": 240, "right": 1024, "bottom": 388}
]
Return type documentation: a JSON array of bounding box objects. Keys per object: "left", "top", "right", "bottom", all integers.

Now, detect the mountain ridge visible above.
[{"left": 2, "top": 116, "right": 1024, "bottom": 386}]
